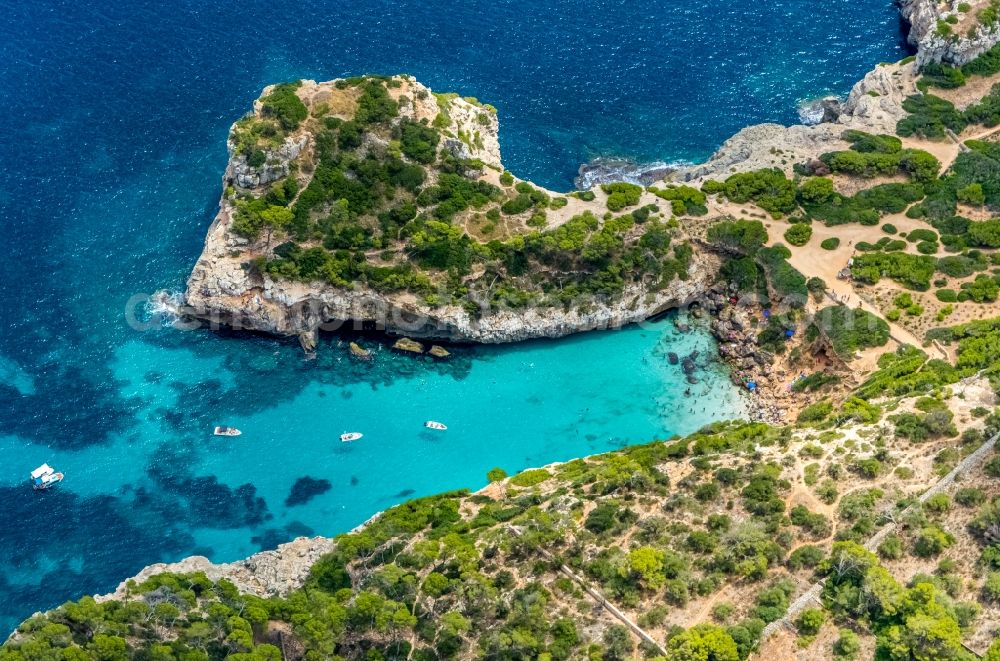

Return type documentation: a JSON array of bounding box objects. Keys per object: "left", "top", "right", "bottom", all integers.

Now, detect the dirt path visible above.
[{"left": 738, "top": 209, "right": 947, "bottom": 359}]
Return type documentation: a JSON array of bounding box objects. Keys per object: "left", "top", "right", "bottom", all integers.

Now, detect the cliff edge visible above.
[{"left": 183, "top": 76, "right": 716, "bottom": 348}]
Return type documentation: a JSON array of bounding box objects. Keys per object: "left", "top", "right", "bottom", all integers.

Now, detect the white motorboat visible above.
[
  {"left": 340, "top": 432, "right": 363, "bottom": 442},
  {"left": 214, "top": 426, "right": 242, "bottom": 437},
  {"left": 424, "top": 421, "right": 447, "bottom": 431},
  {"left": 30, "top": 463, "right": 64, "bottom": 490}
]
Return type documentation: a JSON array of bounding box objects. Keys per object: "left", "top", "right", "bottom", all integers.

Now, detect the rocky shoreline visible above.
[{"left": 676, "top": 286, "right": 789, "bottom": 425}]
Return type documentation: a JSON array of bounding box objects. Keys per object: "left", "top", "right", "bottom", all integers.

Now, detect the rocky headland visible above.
[{"left": 179, "top": 0, "right": 983, "bottom": 354}]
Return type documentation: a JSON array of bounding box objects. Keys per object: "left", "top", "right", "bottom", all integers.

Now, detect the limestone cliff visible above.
[
  {"left": 183, "top": 76, "right": 713, "bottom": 346},
  {"left": 900, "top": 0, "right": 1000, "bottom": 66},
  {"left": 673, "top": 0, "right": 1000, "bottom": 183},
  {"left": 674, "top": 58, "right": 919, "bottom": 183},
  {"left": 96, "top": 536, "right": 336, "bottom": 603}
]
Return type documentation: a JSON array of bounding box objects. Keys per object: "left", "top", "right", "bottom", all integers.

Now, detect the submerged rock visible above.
[
  {"left": 667, "top": 352, "right": 679, "bottom": 365},
  {"left": 393, "top": 338, "right": 425, "bottom": 354}
]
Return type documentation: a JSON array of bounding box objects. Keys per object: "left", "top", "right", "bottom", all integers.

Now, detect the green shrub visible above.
[
  {"left": 959, "top": 274, "right": 1000, "bottom": 302},
  {"left": 955, "top": 487, "right": 986, "bottom": 507},
  {"left": 798, "top": 400, "right": 833, "bottom": 425},
  {"left": 958, "top": 182, "right": 986, "bottom": 205},
  {"left": 798, "top": 177, "right": 835, "bottom": 205},
  {"left": 399, "top": 119, "right": 440, "bottom": 164},
  {"left": 936, "top": 289, "right": 958, "bottom": 302},
  {"left": 907, "top": 228, "right": 938, "bottom": 243},
  {"left": 601, "top": 182, "right": 642, "bottom": 211},
  {"left": 809, "top": 305, "right": 890, "bottom": 356},
  {"left": 757, "top": 246, "right": 809, "bottom": 304},
  {"left": 851, "top": 252, "right": 936, "bottom": 290},
  {"left": 796, "top": 608, "right": 825, "bottom": 636},
  {"left": 984, "top": 573, "right": 1000, "bottom": 602},
  {"left": 354, "top": 79, "right": 399, "bottom": 124},
  {"left": 820, "top": 237, "right": 840, "bottom": 250},
  {"left": 509, "top": 468, "right": 550, "bottom": 488},
  {"left": 788, "top": 545, "right": 825, "bottom": 571},
  {"left": 914, "top": 525, "right": 955, "bottom": 557},
  {"left": 923, "top": 493, "right": 951, "bottom": 514},
  {"left": 784, "top": 223, "right": 812, "bottom": 246},
  {"left": 706, "top": 220, "right": 768, "bottom": 254},
  {"left": 648, "top": 185, "right": 708, "bottom": 215},
  {"left": 711, "top": 169, "right": 798, "bottom": 215},
  {"left": 833, "top": 629, "right": 861, "bottom": 660},
  {"left": 878, "top": 534, "right": 905, "bottom": 560},
  {"left": 896, "top": 94, "right": 965, "bottom": 139},
  {"left": 261, "top": 81, "right": 308, "bottom": 131},
  {"left": 882, "top": 223, "right": 898, "bottom": 234},
  {"left": 501, "top": 194, "right": 534, "bottom": 215}
]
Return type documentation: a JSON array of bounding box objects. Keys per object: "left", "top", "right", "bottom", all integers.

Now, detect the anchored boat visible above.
[
  {"left": 424, "top": 421, "right": 447, "bottom": 431},
  {"left": 214, "top": 426, "right": 242, "bottom": 437},
  {"left": 340, "top": 432, "right": 363, "bottom": 442},
  {"left": 30, "top": 464, "right": 64, "bottom": 490}
]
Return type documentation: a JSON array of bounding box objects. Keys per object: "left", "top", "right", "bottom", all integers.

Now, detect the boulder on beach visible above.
[
  {"left": 429, "top": 345, "right": 450, "bottom": 358},
  {"left": 392, "top": 338, "right": 425, "bottom": 354}
]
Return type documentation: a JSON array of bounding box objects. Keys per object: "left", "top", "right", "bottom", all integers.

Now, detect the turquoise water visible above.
[
  {"left": 0, "top": 318, "right": 745, "bottom": 629},
  {"left": 0, "top": 0, "right": 907, "bottom": 633}
]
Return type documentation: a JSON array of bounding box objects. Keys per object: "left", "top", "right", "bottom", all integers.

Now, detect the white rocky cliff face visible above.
[
  {"left": 96, "top": 537, "right": 336, "bottom": 603},
  {"left": 900, "top": 0, "right": 1000, "bottom": 66},
  {"left": 184, "top": 77, "right": 717, "bottom": 345}
]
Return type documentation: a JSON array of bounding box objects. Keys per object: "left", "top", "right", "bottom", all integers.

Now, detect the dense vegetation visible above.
[
  {"left": 807, "top": 305, "right": 890, "bottom": 357},
  {"left": 228, "top": 77, "right": 698, "bottom": 312},
  {"left": 897, "top": 85, "right": 1000, "bottom": 139},
  {"left": 919, "top": 41, "right": 1000, "bottom": 90},
  {"left": 701, "top": 134, "right": 938, "bottom": 229}
]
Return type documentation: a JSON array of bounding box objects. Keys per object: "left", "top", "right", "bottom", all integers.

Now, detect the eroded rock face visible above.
[
  {"left": 900, "top": 0, "right": 1000, "bottom": 66},
  {"left": 675, "top": 59, "right": 914, "bottom": 183},
  {"left": 95, "top": 536, "right": 336, "bottom": 602},
  {"left": 231, "top": 134, "right": 309, "bottom": 190},
  {"left": 185, "top": 238, "right": 721, "bottom": 343},
  {"left": 184, "top": 76, "right": 718, "bottom": 346}
]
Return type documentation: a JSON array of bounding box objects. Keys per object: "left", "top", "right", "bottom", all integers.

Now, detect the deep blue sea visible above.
[{"left": 0, "top": 0, "right": 907, "bottom": 633}]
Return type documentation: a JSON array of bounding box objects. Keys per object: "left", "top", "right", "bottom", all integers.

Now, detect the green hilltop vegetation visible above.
[
  {"left": 5, "top": 389, "right": 1000, "bottom": 660},
  {"left": 224, "top": 77, "right": 699, "bottom": 313}
]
